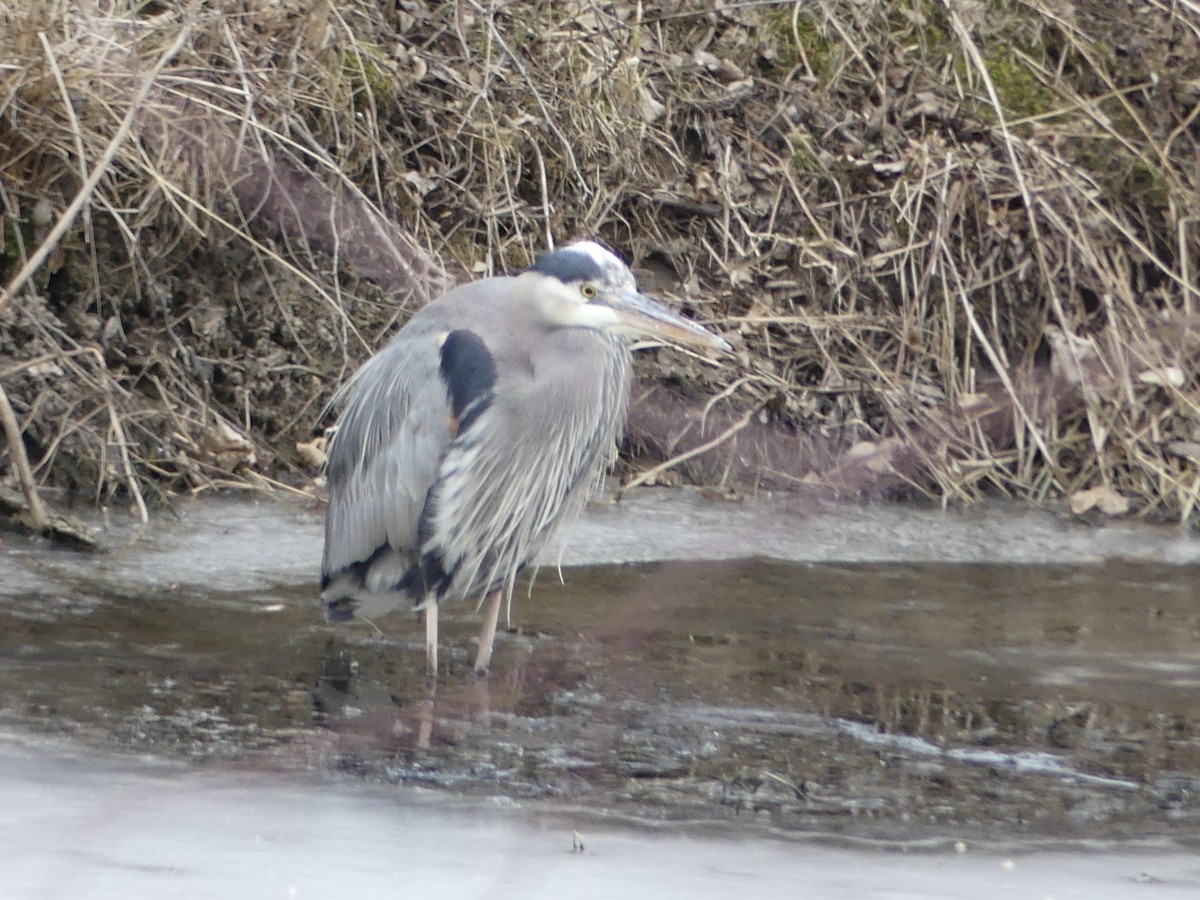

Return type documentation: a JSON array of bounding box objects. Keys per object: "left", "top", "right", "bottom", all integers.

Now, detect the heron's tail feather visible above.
[
  {"left": 320, "top": 583, "right": 411, "bottom": 622},
  {"left": 324, "top": 595, "right": 358, "bottom": 623},
  {"left": 321, "top": 545, "right": 417, "bottom": 621}
]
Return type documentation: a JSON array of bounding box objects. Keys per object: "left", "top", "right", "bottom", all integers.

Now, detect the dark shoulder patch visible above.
[
  {"left": 530, "top": 247, "right": 604, "bottom": 284},
  {"left": 440, "top": 329, "right": 497, "bottom": 435},
  {"left": 394, "top": 550, "right": 452, "bottom": 603}
]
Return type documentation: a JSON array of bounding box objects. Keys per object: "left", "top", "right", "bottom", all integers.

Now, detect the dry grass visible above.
[{"left": 2, "top": 0, "right": 1200, "bottom": 524}]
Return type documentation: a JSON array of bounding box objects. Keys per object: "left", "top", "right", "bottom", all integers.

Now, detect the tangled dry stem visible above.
[{"left": 1, "top": 0, "right": 1200, "bottom": 527}]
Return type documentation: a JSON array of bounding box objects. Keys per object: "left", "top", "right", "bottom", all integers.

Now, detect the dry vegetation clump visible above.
[{"left": 2, "top": 0, "right": 1200, "bottom": 526}]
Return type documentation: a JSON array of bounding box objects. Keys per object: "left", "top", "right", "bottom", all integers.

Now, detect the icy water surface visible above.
[
  {"left": 2, "top": 492, "right": 1200, "bottom": 896},
  {"left": 3, "top": 735, "right": 1197, "bottom": 900}
]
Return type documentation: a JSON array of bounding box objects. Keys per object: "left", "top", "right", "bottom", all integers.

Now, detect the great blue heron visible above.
[{"left": 320, "top": 240, "right": 729, "bottom": 677}]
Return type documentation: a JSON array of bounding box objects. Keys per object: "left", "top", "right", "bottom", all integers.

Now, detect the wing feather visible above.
[
  {"left": 419, "top": 329, "right": 630, "bottom": 604},
  {"left": 321, "top": 322, "right": 449, "bottom": 597}
]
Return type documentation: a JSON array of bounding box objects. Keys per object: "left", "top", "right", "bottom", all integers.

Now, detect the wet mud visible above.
[{"left": 2, "top": 498, "right": 1199, "bottom": 848}]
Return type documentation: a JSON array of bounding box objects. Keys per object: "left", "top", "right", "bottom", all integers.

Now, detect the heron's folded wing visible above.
[
  {"left": 321, "top": 332, "right": 450, "bottom": 584},
  {"left": 418, "top": 330, "right": 630, "bottom": 601}
]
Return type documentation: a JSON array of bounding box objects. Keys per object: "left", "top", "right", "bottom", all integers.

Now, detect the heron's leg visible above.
[
  {"left": 416, "top": 681, "right": 435, "bottom": 750},
  {"left": 424, "top": 598, "right": 439, "bottom": 680},
  {"left": 473, "top": 590, "right": 503, "bottom": 677}
]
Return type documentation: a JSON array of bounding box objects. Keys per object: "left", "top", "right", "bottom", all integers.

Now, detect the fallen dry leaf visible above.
[
  {"left": 296, "top": 436, "right": 328, "bottom": 470},
  {"left": 1069, "top": 485, "right": 1130, "bottom": 516},
  {"left": 1136, "top": 366, "right": 1185, "bottom": 388}
]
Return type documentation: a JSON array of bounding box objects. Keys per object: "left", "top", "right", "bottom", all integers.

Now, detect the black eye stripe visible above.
[{"left": 530, "top": 248, "right": 606, "bottom": 284}]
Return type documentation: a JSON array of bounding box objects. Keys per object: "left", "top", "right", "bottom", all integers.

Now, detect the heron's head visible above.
[{"left": 523, "top": 240, "right": 730, "bottom": 352}]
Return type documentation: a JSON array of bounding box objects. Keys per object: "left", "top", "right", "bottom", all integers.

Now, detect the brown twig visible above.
[{"left": 0, "top": 380, "right": 49, "bottom": 530}]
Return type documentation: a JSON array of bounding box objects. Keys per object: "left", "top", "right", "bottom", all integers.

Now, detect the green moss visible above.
[
  {"left": 503, "top": 21, "right": 538, "bottom": 56},
  {"left": 761, "top": 8, "right": 833, "bottom": 80},
  {"left": 0, "top": 211, "right": 28, "bottom": 282},
  {"left": 790, "top": 135, "right": 820, "bottom": 175},
  {"left": 1124, "top": 159, "right": 1167, "bottom": 203},
  {"left": 342, "top": 43, "right": 397, "bottom": 112},
  {"left": 889, "top": 1, "right": 953, "bottom": 59},
  {"left": 1072, "top": 139, "right": 1169, "bottom": 209},
  {"left": 982, "top": 49, "right": 1058, "bottom": 120}
]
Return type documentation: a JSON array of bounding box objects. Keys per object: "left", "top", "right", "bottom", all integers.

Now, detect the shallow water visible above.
[{"left": 2, "top": 492, "right": 1200, "bottom": 895}]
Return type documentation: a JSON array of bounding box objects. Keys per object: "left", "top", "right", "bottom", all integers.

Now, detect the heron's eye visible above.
[{"left": 580, "top": 283, "right": 598, "bottom": 301}]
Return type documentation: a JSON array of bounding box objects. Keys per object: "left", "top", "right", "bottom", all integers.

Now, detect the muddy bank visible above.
[{"left": 6, "top": 2, "right": 1200, "bottom": 526}]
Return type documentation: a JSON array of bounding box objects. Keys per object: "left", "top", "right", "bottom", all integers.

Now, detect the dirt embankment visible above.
[{"left": 2, "top": 1, "right": 1200, "bottom": 526}]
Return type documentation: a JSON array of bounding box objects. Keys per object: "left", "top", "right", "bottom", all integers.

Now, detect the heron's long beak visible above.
[{"left": 606, "top": 290, "right": 731, "bottom": 352}]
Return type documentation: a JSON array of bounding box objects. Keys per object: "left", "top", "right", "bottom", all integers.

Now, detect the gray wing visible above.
[
  {"left": 419, "top": 328, "right": 631, "bottom": 604},
  {"left": 320, "top": 317, "right": 450, "bottom": 611}
]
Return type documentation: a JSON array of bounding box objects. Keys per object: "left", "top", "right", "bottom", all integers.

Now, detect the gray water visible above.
[{"left": 2, "top": 491, "right": 1199, "bottom": 897}]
